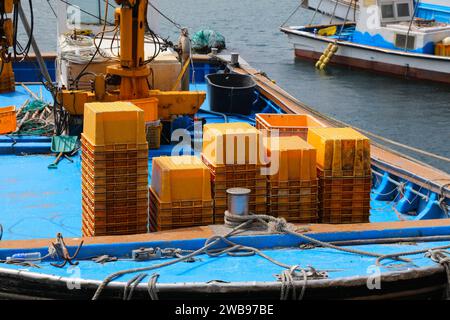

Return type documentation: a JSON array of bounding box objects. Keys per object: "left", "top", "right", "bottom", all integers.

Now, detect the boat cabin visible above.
[{"left": 353, "top": 0, "right": 450, "bottom": 54}]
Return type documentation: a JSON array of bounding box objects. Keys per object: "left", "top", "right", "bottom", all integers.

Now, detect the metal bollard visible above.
[
  {"left": 230, "top": 52, "right": 239, "bottom": 66},
  {"left": 227, "top": 187, "right": 251, "bottom": 216}
]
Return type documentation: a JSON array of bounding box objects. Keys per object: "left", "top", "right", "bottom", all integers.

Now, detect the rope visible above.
[
  {"left": 375, "top": 244, "right": 450, "bottom": 267},
  {"left": 425, "top": 249, "right": 450, "bottom": 299},
  {"left": 309, "top": 0, "right": 324, "bottom": 26},
  {"left": 147, "top": 273, "right": 160, "bottom": 300},
  {"left": 148, "top": 1, "right": 182, "bottom": 30},
  {"left": 123, "top": 273, "right": 147, "bottom": 300},
  {"left": 91, "top": 213, "right": 426, "bottom": 300},
  {"left": 280, "top": 2, "right": 303, "bottom": 27},
  {"left": 280, "top": 265, "right": 307, "bottom": 300},
  {"left": 46, "top": 0, "right": 57, "bottom": 18},
  {"left": 329, "top": 0, "right": 340, "bottom": 24},
  {"left": 404, "top": 0, "right": 420, "bottom": 52}
]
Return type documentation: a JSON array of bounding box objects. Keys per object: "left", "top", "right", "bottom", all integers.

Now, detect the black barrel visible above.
[{"left": 205, "top": 73, "right": 256, "bottom": 115}]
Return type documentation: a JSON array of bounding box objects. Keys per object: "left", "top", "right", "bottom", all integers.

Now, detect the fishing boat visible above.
[
  {"left": 281, "top": 0, "right": 450, "bottom": 83},
  {"left": 301, "top": 0, "right": 359, "bottom": 22},
  {"left": 0, "top": 0, "right": 449, "bottom": 301}
]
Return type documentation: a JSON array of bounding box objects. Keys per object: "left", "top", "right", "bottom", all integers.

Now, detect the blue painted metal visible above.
[
  {"left": 351, "top": 31, "right": 435, "bottom": 54},
  {"left": 395, "top": 182, "right": 420, "bottom": 214},
  {"left": 372, "top": 172, "right": 398, "bottom": 201},
  {"left": 417, "top": 2, "right": 450, "bottom": 24},
  {"left": 0, "top": 235, "right": 449, "bottom": 282},
  {"left": 416, "top": 193, "right": 447, "bottom": 220},
  {"left": 12, "top": 59, "right": 56, "bottom": 83},
  {"left": 0, "top": 62, "right": 447, "bottom": 245}
]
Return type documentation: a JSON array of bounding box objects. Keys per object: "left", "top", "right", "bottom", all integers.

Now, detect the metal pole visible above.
[{"left": 17, "top": 3, "right": 53, "bottom": 85}]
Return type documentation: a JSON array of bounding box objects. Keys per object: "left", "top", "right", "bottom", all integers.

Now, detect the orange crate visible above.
[
  {"left": 307, "top": 128, "right": 371, "bottom": 177},
  {"left": 319, "top": 191, "right": 370, "bottom": 201},
  {"left": 82, "top": 200, "right": 148, "bottom": 218},
  {"left": 81, "top": 176, "right": 148, "bottom": 193},
  {"left": 271, "top": 208, "right": 319, "bottom": 224},
  {"left": 82, "top": 102, "right": 147, "bottom": 146},
  {"left": 0, "top": 106, "right": 16, "bottom": 134},
  {"left": 82, "top": 215, "right": 148, "bottom": 236},
  {"left": 82, "top": 186, "right": 148, "bottom": 202},
  {"left": 202, "top": 122, "right": 263, "bottom": 166},
  {"left": 81, "top": 167, "right": 148, "bottom": 186},
  {"left": 129, "top": 97, "right": 159, "bottom": 122},
  {"left": 151, "top": 156, "right": 212, "bottom": 203},
  {"left": 264, "top": 136, "right": 317, "bottom": 182},
  {"left": 81, "top": 134, "right": 148, "bottom": 152},
  {"left": 256, "top": 113, "right": 327, "bottom": 140},
  {"left": 82, "top": 145, "right": 148, "bottom": 162},
  {"left": 82, "top": 194, "right": 148, "bottom": 212},
  {"left": 82, "top": 209, "right": 148, "bottom": 227},
  {"left": 149, "top": 187, "right": 213, "bottom": 231},
  {"left": 82, "top": 160, "right": 148, "bottom": 177}
]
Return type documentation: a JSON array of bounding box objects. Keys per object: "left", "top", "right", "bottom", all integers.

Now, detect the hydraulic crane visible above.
[
  {"left": 0, "top": 0, "right": 16, "bottom": 93},
  {"left": 59, "top": 0, "right": 206, "bottom": 119}
]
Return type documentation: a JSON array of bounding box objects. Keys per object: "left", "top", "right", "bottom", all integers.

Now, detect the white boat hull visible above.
[{"left": 282, "top": 27, "right": 450, "bottom": 84}]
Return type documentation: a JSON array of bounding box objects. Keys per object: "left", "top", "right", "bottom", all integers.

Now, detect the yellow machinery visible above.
[
  {"left": 0, "top": 0, "right": 15, "bottom": 93},
  {"left": 59, "top": 0, "right": 205, "bottom": 119}
]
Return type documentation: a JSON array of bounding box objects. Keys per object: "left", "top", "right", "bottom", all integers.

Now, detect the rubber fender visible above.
[
  {"left": 372, "top": 172, "right": 398, "bottom": 201},
  {"left": 416, "top": 193, "right": 447, "bottom": 220},
  {"left": 395, "top": 182, "right": 420, "bottom": 214}
]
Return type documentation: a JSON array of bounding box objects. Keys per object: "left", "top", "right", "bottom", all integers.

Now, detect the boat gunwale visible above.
[
  {"left": 0, "top": 258, "right": 445, "bottom": 298},
  {"left": 280, "top": 25, "right": 450, "bottom": 61}
]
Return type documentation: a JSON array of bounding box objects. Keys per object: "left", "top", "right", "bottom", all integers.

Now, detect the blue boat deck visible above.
[
  {"left": 0, "top": 238, "right": 447, "bottom": 282},
  {"left": 0, "top": 83, "right": 418, "bottom": 242}
]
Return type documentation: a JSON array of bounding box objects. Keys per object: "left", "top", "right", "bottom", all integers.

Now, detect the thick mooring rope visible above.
[{"left": 92, "top": 213, "right": 417, "bottom": 300}]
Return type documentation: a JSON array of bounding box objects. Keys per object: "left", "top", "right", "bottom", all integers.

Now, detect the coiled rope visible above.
[{"left": 92, "top": 213, "right": 416, "bottom": 300}]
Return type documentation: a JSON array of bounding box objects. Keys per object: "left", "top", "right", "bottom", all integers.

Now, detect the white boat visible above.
[
  {"left": 301, "top": 0, "right": 450, "bottom": 22},
  {"left": 301, "top": 0, "right": 359, "bottom": 21},
  {"left": 282, "top": 0, "right": 450, "bottom": 83}
]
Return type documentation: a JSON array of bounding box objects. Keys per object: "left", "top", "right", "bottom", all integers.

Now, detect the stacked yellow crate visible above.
[
  {"left": 201, "top": 123, "right": 267, "bottom": 224},
  {"left": 264, "top": 136, "right": 319, "bottom": 223},
  {"left": 149, "top": 156, "right": 213, "bottom": 231},
  {"left": 81, "top": 102, "right": 149, "bottom": 237},
  {"left": 307, "top": 128, "right": 371, "bottom": 223}
]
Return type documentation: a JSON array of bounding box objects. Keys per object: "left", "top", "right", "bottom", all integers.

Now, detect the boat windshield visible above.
[{"left": 60, "top": 0, "right": 117, "bottom": 27}]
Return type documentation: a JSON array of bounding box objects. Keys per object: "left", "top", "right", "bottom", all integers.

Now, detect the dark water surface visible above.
[{"left": 30, "top": 0, "right": 450, "bottom": 172}]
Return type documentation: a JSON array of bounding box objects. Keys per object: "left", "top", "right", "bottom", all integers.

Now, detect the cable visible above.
[
  {"left": 147, "top": 1, "right": 182, "bottom": 30},
  {"left": 12, "top": 0, "right": 34, "bottom": 60},
  {"left": 70, "top": 0, "right": 110, "bottom": 88}
]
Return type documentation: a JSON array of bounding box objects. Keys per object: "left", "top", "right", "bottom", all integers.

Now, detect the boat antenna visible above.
[
  {"left": 337, "top": 0, "right": 355, "bottom": 40},
  {"left": 404, "top": 0, "right": 421, "bottom": 51},
  {"left": 308, "top": 0, "right": 325, "bottom": 26},
  {"left": 280, "top": 1, "right": 304, "bottom": 28},
  {"left": 329, "top": 0, "right": 340, "bottom": 24}
]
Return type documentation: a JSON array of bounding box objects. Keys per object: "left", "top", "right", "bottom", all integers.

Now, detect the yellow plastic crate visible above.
[
  {"left": 435, "top": 43, "right": 450, "bottom": 57},
  {"left": 129, "top": 97, "right": 159, "bottom": 122},
  {"left": 151, "top": 155, "right": 212, "bottom": 203},
  {"left": 256, "top": 113, "right": 327, "bottom": 140},
  {"left": 0, "top": 106, "right": 16, "bottom": 134},
  {"left": 264, "top": 136, "right": 317, "bottom": 181},
  {"left": 83, "top": 101, "right": 146, "bottom": 146},
  {"left": 202, "top": 122, "right": 263, "bottom": 166},
  {"left": 307, "top": 127, "right": 371, "bottom": 177}
]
